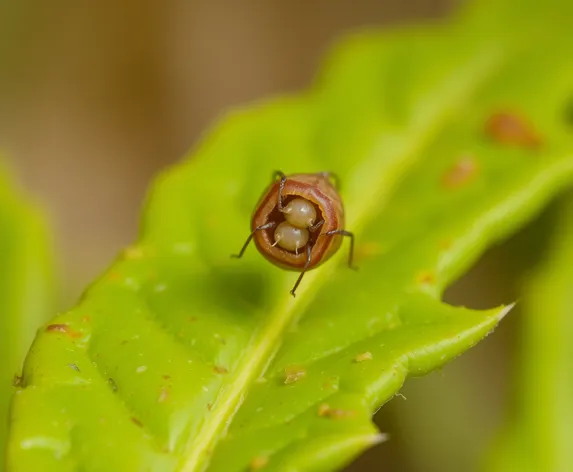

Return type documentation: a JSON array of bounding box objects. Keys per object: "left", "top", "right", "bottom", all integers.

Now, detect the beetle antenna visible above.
[
  {"left": 231, "top": 222, "right": 276, "bottom": 259},
  {"left": 290, "top": 244, "right": 313, "bottom": 297},
  {"left": 273, "top": 171, "right": 287, "bottom": 211}
]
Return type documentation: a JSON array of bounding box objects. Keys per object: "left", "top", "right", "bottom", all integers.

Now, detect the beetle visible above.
[{"left": 232, "top": 171, "right": 356, "bottom": 297}]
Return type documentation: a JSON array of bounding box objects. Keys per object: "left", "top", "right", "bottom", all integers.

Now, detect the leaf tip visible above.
[
  {"left": 370, "top": 432, "right": 389, "bottom": 446},
  {"left": 498, "top": 302, "right": 516, "bottom": 320}
]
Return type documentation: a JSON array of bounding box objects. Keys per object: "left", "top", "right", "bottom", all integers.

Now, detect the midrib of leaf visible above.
[{"left": 178, "top": 46, "right": 504, "bottom": 472}]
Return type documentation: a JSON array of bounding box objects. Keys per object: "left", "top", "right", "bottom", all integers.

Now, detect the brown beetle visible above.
[{"left": 232, "top": 171, "right": 356, "bottom": 296}]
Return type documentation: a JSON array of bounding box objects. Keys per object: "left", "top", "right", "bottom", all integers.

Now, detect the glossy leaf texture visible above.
[
  {"left": 8, "top": 0, "right": 573, "bottom": 471},
  {"left": 484, "top": 195, "right": 573, "bottom": 472},
  {"left": 0, "top": 160, "right": 54, "bottom": 471}
]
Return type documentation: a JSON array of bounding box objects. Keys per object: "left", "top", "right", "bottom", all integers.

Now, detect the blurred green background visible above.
[{"left": 0, "top": 0, "right": 562, "bottom": 470}]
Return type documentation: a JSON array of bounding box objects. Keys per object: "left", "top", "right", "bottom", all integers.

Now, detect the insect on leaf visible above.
[{"left": 7, "top": 0, "right": 573, "bottom": 470}]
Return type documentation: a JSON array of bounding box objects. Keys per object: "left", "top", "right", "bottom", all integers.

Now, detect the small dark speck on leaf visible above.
[
  {"left": 12, "top": 375, "right": 23, "bottom": 387},
  {"left": 213, "top": 365, "right": 228, "bottom": 374},
  {"left": 131, "top": 417, "right": 143, "bottom": 427},
  {"left": 108, "top": 378, "right": 118, "bottom": 392},
  {"left": 162, "top": 374, "right": 171, "bottom": 380},
  {"left": 68, "top": 364, "right": 80, "bottom": 372}
]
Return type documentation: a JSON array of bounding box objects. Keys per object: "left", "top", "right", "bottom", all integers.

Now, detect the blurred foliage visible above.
[
  {"left": 484, "top": 194, "right": 573, "bottom": 472},
  {"left": 0, "top": 160, "right": 54, "bottom": 472},
  {"left": 6, "top": 0, "right": 573, "bottom": 471}
]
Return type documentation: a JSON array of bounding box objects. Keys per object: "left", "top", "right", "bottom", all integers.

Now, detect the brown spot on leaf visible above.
[
  {"left": 485, "top": 111, "right": 542, "bottom": 148},
  {"left": 441, "top": 156, "right": 479, "bottom": 189},
  {"left": 317, "top": 403, "right": 357, "bottom": 419},
  {"left": 416, "top": 271, "right": 435, "bottom": 286},
  {"left": 284, "top": 365, "right": 306, "bottom": 385},
  {"left": 207, "top": 403, "right": 213, "bottom": 411},
  {"left": 12, "top": 375, "right": 23, "bottom": 387},
  {"left": 46, "top": 324, "right": 69, "bottom": 333},
  {"left": 213, "top": 365, "right": 228, "bottom": 374},
  {"left": 45, "top": 324, "right": 83, "bottom": 339},
  {"left": 162, "top": 374, "right": 171, "bottom": 381},
  {"left": 131, "top": 417, "right": 143, "bottom": 427},
  {"left": 81, "top": 315, "right": 91, "bottom": 323}
]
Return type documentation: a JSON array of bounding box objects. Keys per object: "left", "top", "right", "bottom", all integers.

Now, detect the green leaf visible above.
[
  {"left": 0, "top": 160, "right": 54, "bottom": 471},
  {"left": 484, "top": 195, "right": 573, "bottom": 472},
  {"left": 8, "top": 1, "right": 573, "bottom": 471}
]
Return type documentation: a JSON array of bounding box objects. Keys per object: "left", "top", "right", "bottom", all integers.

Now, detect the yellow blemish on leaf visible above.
[
  {"left": 123, "top": 245, "right": 145, "bottom": 260},
  {"left": 249, "top": 456, "right": 268, "bottom": 470},
  {"left": 317, "top": 403, "right": 357, "bottom": 419},
  {"left": 354, "top": 351, "right": 373, "bottom": 363},
  {"left": 284, "top": 365, "right": 306, "bottom": 385}
]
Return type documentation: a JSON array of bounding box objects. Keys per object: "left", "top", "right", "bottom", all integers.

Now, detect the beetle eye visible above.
[
  {"left": 282, "top": 198, "right": 317, "bottom": 229},
  {"left": 273, "top": 221, "right": 309, "bottom": 253}
]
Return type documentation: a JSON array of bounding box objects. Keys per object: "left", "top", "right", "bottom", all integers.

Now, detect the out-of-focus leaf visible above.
[
  {"left": 0, "top": 160, "right": 54, "bottom": 471},
  {"left": 484, "top": 195, "right": 573, "bottom": 472},
  {"left": 7, "top": 0, "right": 573, "bottom": 470}
]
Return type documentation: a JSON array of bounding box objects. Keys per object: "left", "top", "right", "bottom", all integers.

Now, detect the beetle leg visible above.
[
  {"left": 231, "top": 222, "right": 276, "bottom": 259},
  {"left": 317, "top": 171, "right": 340, "bottom": 190},
  {"left": 309, "top": 219, "right": 324, "bottom": 233},
  {"left": 273, "top": 171, "right": 287, "bottom": 211},
  {"left": 323, "top": 229, "right": 357, "bottom": 270},
  {"left": 290, "top": 244, "right": 312, "bottom": 297}
]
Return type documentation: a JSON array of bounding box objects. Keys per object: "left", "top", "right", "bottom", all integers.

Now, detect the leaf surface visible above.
[
  {"left": 0, "top": 161, "right": 54, "bottom": 471},
  {"left": 8, "top": 1, "right": 573, "bottom": 471}
]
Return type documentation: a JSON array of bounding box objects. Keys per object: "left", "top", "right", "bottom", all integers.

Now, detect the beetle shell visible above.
[{"left": 252, "top": 173, "right": 344, "bottom": 271}]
